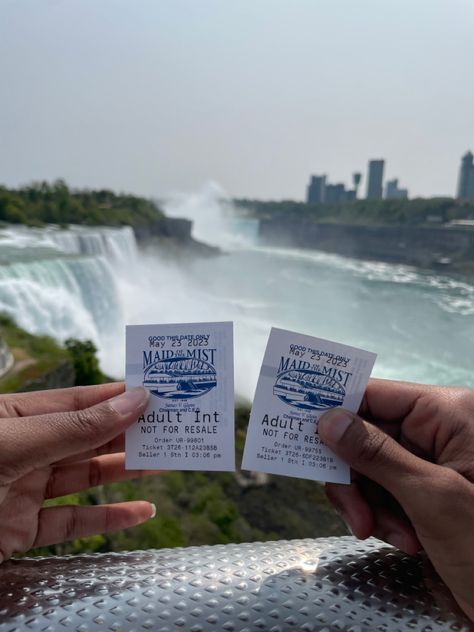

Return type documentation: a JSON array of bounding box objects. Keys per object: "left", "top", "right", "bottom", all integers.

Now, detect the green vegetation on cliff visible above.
[
  {"left": 236, "top": 197, "right": 474, "bottom": 225},
  {"left": 64, "top": 338, "right": 106, "bottom": 386},
  {"left": 0, "top": 313, "right": 72, "bottom": 393},
  {"left": 0, "top": 315, "right": 113, "bottom": 392},
  {"left": 0, "top": 180, "right": 165, "bottom": 228}
]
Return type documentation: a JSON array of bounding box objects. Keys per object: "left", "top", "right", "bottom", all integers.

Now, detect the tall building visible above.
[
  {"left": 457, "top": 151, "right": 474, "bottom": 200},
  {"left": 306, "top": 173, "right": 357, "bottom": 204},
  {"left": 324, "top": 183, "right": 345, "bottom": 204},
  {"left": 307, "top": 175, "right": 326, "bottom": 203},
  {"left": 366, "top": 159, "right": 385, "bottom": 200},
  {"left": 385, "top": 178, "right": 408, "bottom": 200}
]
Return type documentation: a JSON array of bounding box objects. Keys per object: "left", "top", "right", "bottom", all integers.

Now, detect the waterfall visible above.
[
  {"left": 0, "top": 225, "right": 135, "bottom": 375},
  {"left": 0, "top": 224, "right": 138, "bottom": 262},
  {"left": 3, "top": 198, "right": 474, "bottom": 395},
  {"left": 48, "top": 225, "right": 138, "bottom": 261}
]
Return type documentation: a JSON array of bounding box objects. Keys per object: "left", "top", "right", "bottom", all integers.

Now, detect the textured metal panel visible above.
[{"left": 0, "top": 537, "right": 471, "bottom": 631}]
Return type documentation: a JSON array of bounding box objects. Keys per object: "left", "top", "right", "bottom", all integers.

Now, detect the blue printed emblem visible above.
[
  {"left": 143, "top": 357, "right": 217, "bottom": 400},
  {"left": 273, "top": 369, "right": 345, "bottom": 410}
]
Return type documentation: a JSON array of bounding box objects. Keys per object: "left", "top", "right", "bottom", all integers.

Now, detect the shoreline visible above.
[{"left": 258, "top": 218, "right": 474, "bottom": 279}]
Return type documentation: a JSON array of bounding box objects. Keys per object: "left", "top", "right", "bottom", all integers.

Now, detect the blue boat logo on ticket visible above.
[
  {"left": 273, "top": 369, "right": 345, "bottom": 410},
  {"left": 143, "top": 356, "right": 217, "bottom": 400}
]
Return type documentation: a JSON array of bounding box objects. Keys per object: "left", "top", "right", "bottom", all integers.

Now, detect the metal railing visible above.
[{"left": 0, "top": 537, "right": 470, "bottom": 631}]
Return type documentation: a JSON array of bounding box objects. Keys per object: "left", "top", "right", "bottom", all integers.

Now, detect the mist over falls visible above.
[{"left": 1, "top": 193, "right": 474, "bottom": 397}]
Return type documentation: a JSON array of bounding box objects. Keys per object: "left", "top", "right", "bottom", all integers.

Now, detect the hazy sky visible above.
[{"left": 1, "top": 0, "right": 473, "bottom": 200}]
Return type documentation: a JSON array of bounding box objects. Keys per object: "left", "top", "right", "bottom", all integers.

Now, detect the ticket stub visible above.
[
  {"left": 241, "top": 327, "right": 376, "bottom": 484},
  {"left": 125, "top": 322, "right": 234, "bottom": 471}
]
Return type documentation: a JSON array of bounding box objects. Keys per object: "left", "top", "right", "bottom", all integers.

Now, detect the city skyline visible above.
[
  {"left": 1, "top": 1, "right": 473, "bottom": 200},
  {"left": 307, "top": 151, "right": 474, "bottom": 203},
  {"left": 307, "top": 157, "right": 409, "bottom": 203}
]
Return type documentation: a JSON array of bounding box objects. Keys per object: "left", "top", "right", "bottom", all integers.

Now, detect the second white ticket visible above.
[{"left": 242, "top": 327, "right": 376, "bottom": 484}]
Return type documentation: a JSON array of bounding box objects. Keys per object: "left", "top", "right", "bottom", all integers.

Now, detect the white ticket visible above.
[
  {"left": 242, "top": 327, "right": 376, "bottom": 484},
  {"left": 125, "top": 322, "right": 234, "bottom": 471}
]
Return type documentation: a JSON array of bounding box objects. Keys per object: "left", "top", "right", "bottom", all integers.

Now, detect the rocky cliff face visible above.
[
  {"left": 259, "top": 219, "right": 474, "bottom": 270},
  {"left": 134, "top": 217, "right": 219, "bottom": 257},
  {"left": 133, "top": 217, "right": 191, "bottom": 242}
]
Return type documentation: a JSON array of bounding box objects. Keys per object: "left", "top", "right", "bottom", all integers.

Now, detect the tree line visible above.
[
  {"left": 235, "top": 196, "right": 474, "bottom": 225},
  {"left": 0, "top": 179, "right": 165, "bottom": 228}
]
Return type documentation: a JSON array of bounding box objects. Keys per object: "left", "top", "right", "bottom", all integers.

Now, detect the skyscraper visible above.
[
  {"left": 324, "top": 183, "right": 346, "bottom": 204},
  {"left": 457, "top": 151, "right": 474, "bottom": 200},
  {"left": 385, "top": 179, "right": 408, "bottom": 200},
  {"left": 366, "top": 159, "right": 385, "bottom": 200},
  {"left": 307, "top": 175, "right": 326, "bottom": 203}
]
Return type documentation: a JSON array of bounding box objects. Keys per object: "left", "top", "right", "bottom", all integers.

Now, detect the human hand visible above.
[
  {"left": 318, "top": 379, "right": 474, "bottom": 618},
  {"left": 0, "top": 383, "right": 155, "bottom": 562}
]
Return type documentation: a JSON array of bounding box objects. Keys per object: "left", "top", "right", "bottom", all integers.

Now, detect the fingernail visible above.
[
  {"left": 149, "top": 503, "right": 157, "bottom": 519},
  {"left": 318, "top": 408, "right": 353, "bottom": 443},
  {"left": 109, "top": 387, "right": 149, "bottom": 416}
]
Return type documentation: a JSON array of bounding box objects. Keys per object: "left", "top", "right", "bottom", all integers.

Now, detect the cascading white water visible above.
[
  {"left": 2, "top": 186, "right": 474, "bottom": 397},
  {"left": 0, "top": 224, "right": 138, "bottom": 262},
  {"left": 162, "top": 184, "right": 474, "bottom": 395},
  {"left": 0, "top": 225, "right": 132, "bottom": 374}
]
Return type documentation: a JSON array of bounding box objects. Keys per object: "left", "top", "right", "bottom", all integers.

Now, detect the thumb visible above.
[
  {"left": 317, "top": 407, "right": 438, "bottom": 512},
  {"left": 318, "top": 407, "right": 474, "bottom": 618}
]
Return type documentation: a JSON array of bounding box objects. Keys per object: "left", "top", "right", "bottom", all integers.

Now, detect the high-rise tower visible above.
[
  {"left": 366, "top": 160, "right": 385, "bottom": 200},
  {"left": 307, "top": 175, "right": 326, "bottom": 203},
  {"left": 385, "top": 179, "right": 408, "bottom": 199},
  {"left": 457, "top": 151, "right": 474, "bottom": 200}
]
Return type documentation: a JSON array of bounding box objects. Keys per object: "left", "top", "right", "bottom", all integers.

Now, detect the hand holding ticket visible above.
[
  {"left": 242, "top": 327, "right": 376, "bottom": 484},
  {"left": 125, "top": 321, "right": 375, "bottom": 483}
]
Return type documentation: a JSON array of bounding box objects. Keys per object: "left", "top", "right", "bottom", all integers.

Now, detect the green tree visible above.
[
  {"left": 65, "top": 338, "right": 104, "bottom": 385},
  {"left": 0, "top": 180, "right": 166, "bottom": 228}
]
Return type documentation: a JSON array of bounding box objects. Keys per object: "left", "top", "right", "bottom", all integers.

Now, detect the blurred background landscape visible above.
[{"left": 0, "top": 0, "right": 473, "bottom": 555}]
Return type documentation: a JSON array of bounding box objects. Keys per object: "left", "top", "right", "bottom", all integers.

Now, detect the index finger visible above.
[
  {"left": 0, "top": 387, "right": 149, "bottom": 483},
  {"left": 0, "top": 383, "right": 125, "bottom": 418}
]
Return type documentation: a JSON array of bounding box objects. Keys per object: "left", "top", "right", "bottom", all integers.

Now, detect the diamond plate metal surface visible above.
[{"left": 0, "top": 537, "right": 471, "bottom": 631}]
